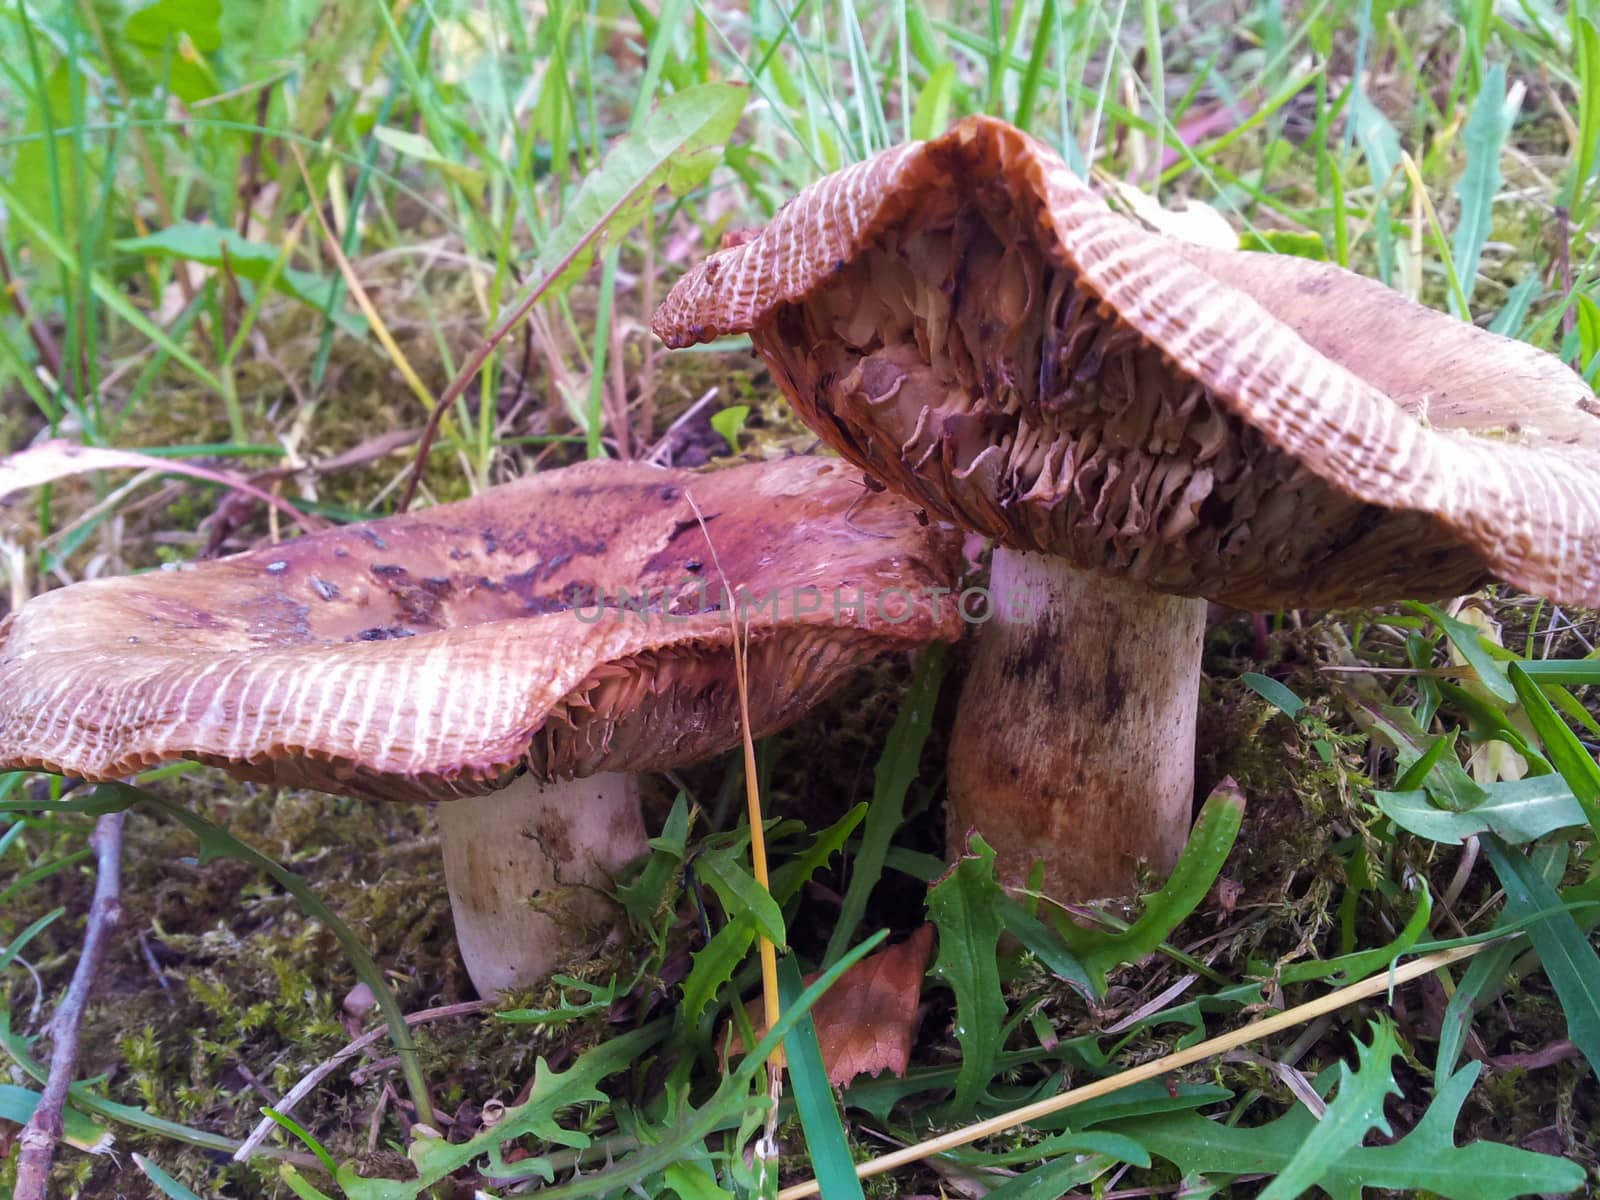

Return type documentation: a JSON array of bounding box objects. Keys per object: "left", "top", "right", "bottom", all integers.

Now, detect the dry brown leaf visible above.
[{"left": 731, "top": 925, "right": 934, "bottom": 1087}]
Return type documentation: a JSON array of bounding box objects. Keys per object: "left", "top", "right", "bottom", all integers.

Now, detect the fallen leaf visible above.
[
  {"left": 730, "top": 925, "right": 934, "bottom": 1087},
  {"left": 0, "top": 440, "right": 323, "bottom": 533}
]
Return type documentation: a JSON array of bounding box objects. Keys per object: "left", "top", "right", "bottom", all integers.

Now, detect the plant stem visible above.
[{"left": 14, "top": 811, "right": 126, "bottom": 1200}]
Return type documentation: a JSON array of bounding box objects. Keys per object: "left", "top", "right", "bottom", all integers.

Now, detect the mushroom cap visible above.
[
  {"left": 653, "top": 116, "right": 1600, "bottom": 610},
  {"left": 0, "top": 457, "right": 961, "bottom": 802}
]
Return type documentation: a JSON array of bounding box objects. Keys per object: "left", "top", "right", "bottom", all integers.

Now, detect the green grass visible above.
[{"left": 1, "top": 0, "right": 1598, "bottom": 1195}]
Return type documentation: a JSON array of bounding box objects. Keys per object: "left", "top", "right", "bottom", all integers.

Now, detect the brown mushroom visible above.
[
  {"left": 653, "top": 115, "right": 1600, "bottom": 899},
  {"left": 0, "top": 456, "right": 961, "bottom": 993}
]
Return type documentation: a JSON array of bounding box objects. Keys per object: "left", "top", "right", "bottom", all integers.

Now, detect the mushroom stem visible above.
[
  {"left": 436, "top": 772, "right": 648, "bottom": 996},
  {"left": 945, "top": 548, "right": 1205, "bottom": 899}
]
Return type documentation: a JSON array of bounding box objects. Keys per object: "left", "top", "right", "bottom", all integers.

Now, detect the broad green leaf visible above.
[
  {"left": 694, "top": 844, "right": 786, "bottom": 946},
  {"left": 1577, "top": 291, "right": 1600, "bottom": 379},
  {"left": 1062, "top": 780, "right": 1246, "bottom": 992},
  {"left": 1406, "top": 603, "right": 1515, "bottom": 702},
  {"left": 1508, "top": 662, "right": 1600, "bottom": 838},
  {"left": 927, "top": 834, "right": 1007, "bottom": 1117},
  {"left": 708, "top": 404, "right": 749, "bottom": 453},
  {"left": 117, "top": 223, "right": 366, "bottom": 335},
  {"left": 661, "top": 1160, "right": 727, "bottom": 1199},
  {"left": 124, "top": 0, "right": 222, "bottom": 50},
  {"left": 0, "top": 1084, "right": 113, "bottom": 1154},
  {"left": 1448, "top": 64, "right": 1519, "bottom": 315},
  {"left": 1108, "top": 1056, "right": 1585, "bottom": 1199},
  {"left": 981, "top": 1153, "right": 1119, "bottom": 1197},
  {"left": 998, "top": 895, "right": 1093, "bottom": 992},
  {"left": 13, "top": 62, "right": 105, "bottom": 259},
  {"left": 1483, "top": 837, "right": 1600, "bottom": 1077},
  {"left": 778, "top": 958, "right": 864, "bottom": 1200},
  {"left": 1374, "top": 774, "right": 1588, "bottom": 844},
  {"left": 1359, "top": 706, "right": 1489, "bottom": 812},
  {"left": 1257, "top": 1021, "right": 1402, "bottom": 1200},
  {"left": 533, "top": 83, "right": 746, "bottom": 294},
  {"left": 373, "top": 126, "right": 486, "bottom": 199},
  {"left": 912, "top": 62, "right": 957, "bottom": 141},
  {"left": 1241, "top": 672, "right": 1306, "bottom": 719}
]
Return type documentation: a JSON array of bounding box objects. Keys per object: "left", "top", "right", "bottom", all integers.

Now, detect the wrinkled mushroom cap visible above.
[
  {"left": 654, "top": 116, "right": 1600, "bottom": 610},
  {"left": 0, "top": 457, "right": 961, "bottom": 802}
]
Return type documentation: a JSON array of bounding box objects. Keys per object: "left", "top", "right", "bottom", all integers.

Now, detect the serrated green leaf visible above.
[
  {"left": 533, "top": 83, "right": 746, "bottom": 294},
  {"left": 1277, "top": 886, "right": 1431, "bottom": 984},
  {"left": 338, "top": 1023, "right": 663, "bottom": 1197},
  {"left": 1107, "top": 1044, "right": 1584, "bottom": 1199},
  {"left": 771, "top": 802, "right": 865, "bottom": 904},
  {"left": 683, "top": 914, "right": 757, "bottom": 1025},
  {"left": 926, "top": 834, "right": 1007, "bottom": 1117},
  {"left": 1258, "top": 1020, "right": 1401, "bottom": 1199},
  {"left": 1062, "top": 780, "right": 1245, "bottom": 992}
]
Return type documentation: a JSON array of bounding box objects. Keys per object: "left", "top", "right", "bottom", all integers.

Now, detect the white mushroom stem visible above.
[
  {"left": 945, "top": 548, "right": 1206, "bottom": 899},
  {"left": 436, "top": 772, "right": 648, "bottom": 997}
]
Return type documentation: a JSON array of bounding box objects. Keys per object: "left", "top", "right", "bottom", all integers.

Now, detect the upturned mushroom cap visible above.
[
  {"left": 0, "top": 457, "right": 961, "bottom": 800},
  {"left": 654, "top": 115, "right": 1600, "bottom": 610}
]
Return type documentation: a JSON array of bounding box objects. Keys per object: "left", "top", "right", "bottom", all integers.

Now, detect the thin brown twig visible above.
[
  {"left": 14, "top": 811, "right": 126, "bottom": 1200},
  {"left": 233, "top": 999, "right": 488, "bottom": 1162}
]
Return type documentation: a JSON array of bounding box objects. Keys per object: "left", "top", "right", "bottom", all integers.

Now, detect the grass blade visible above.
[
  {"left": 1482, "top": 836, "right": 1600, "bottom": 1077},
  {"left": 1508, "top": 662, "right": 1600, "bottom": 839},
  {"left": 778, "top": 958, "right": 865, "bottom": 1200}
]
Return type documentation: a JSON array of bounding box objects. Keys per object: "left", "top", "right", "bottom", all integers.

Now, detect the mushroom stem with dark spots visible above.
[
  {"left": 436, "top": 773, "right": 647, "bottom": 996},
  {"left": 946, "top": 549, "right": 1204, "bottom": 896}
]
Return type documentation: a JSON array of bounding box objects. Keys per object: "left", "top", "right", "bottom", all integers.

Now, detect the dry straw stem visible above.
[
  {"left": 776, "top": 940, "right": 1498, "bottom": 1200},
  {"left": 288, "top": 144, "right": 438, "bottom": 415},
  {"left": 683, "top": 492, "right": 786, "bottom": 1102}
]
